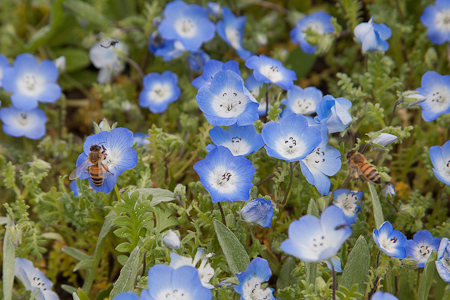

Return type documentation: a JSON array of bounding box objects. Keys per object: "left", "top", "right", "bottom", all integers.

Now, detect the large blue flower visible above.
[
  {"left": 188, "top": 50, "right": 211, "bottom": 73},
  {"left": 354, "top": 17, "right": 392, "bottom": 52},
  {"left": 234, "top": 257, "right": 276, "bottom": 300},
  {"left": 158, "top": 0, "right": 216, "bottom": 52},
  {"left": 315, "top": 95, "right": 352, "bottom": 133},
  {"left": 421, "top": 0, "right": 450, "bottom": 44},
  {"left": 193, "top": 146, "right": 255, "bottom": 203},
  {"left": 192, "top": 59, "right": 241, "bottom": 89},
  {"left": 281, "top": 86, "right": 323, "bottom": 116},
  {"left": 406, "top": 230, "right": 441, "bottom": 268},
  {"left": 206, "top": 124, "right": 264, "bottom": 156},
  {"left": 261, "top": 113, "right": 322, "bottom": 162},
  {"left": 0, "top": 106, "right": 47, "bottom": 139},
  {"left": 436, "top": 238, "right": 450, "bottom": 283},
  {"left": 196, "top": 70, "right": 259, "bottom": 126},
  {"left": 245, "top": 55, "right": 297, "bottom": 90},
  {"left": 217, "top": 7, "right": 252, "bottom": 60},
  {"left": 139, "top": 71, "right": 181, "bottom": 114},
  {"left": 74, "top": 128, "right": 138, "bottom": 193},
  {"left": 241, "top": 198, "right": 274, "bottom": 228},
  {"left": 2, "top": 53, "right": 61, "bottom": 110},
  {"left": 415, "top": 71, "right": 450, "bottom": 122},
  {"left": 0, "top": 54, "right": 11, "bottom": 88},
  {"left": 430, "top": 140, "right": 450, "bottom": 185},
  {"left": 332, "top": 189, "right": 363, "bottom": 225},
  {"left": 290, "top": 11, "right": 335, "bottom": 54},
  {"left": 245, "top": 74, "right": 268, "bottom": 116},
  {"left": 373, "top": 221, "right": 407, "bottom": 259},
  {"left": 280, "top": 205, "right": 352, "bottom": 262}
]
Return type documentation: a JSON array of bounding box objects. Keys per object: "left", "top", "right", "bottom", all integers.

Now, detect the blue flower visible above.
[
  {"left": 315, "top": 95, "right": 352, "bottom": 133},
  {"left": 383, "top": 183, "right": 396, "bottom": 198},
  {"left": 415, "top": 71, "right": 450, "bottom": 122},
  {"left": 1, "top": 53, "right": 61, "bottom": 110},
  {"left": 245, "top": 55, "right": 297, "bottom": 90},
  {"left": 139, "top": 71, "right": 181, "bottom": 114},
  {"left": 140, "top": 264, "right": 212, "bottom": 300},
  {"left": 430, "top": 140, "right": 450, "bottom": 185},
  {"left": 325, "top": 256, "right": 343, "bottom": 273},
  {"left": 217, "top": 7, "right": 252, "bottom": 60},
  {"left": 89, "top": 40, "right": 128, "bottom": 83},
  {"left": 148, "top": 32, "right": 185, "bottom": 61},
  {"left": 373, "top": 221, "right": 407, "bottom": 259},
  {"left": 234, "top": 257, "right": 276, "bottom": 300},
  {"left": 0, "top": 106, "right": 47, "bottom": 139},
  {"left": 207, "top": 2, "right": 221, "bottom": 16},
  {"left": 163, "top": 230, "right": 181, "bottom": 249},
  {"left": 436, "top": 238, "right": 450, "bottom": 283},
  {"left": 300, "top": 125, "right": 342, "bottom": 195},
  {"left": 262, "top": 113, "right": 322, "bottom": 162},
  {"left": 188, "top": 50, "right": 211, "bottom": 72},
  {"left": 406, "top": 230, "right": 441, "bottom": 268},
  {"left": 371, "top": 291, "right": 399, "bottom": 300},
  {"left": 206, "top": 124, "right": 264, "bottom": 156},
  {"left": 74, "top": 128, "right": 138, "bottom": 193},
  {"left": 158, "top": 0, "right": 216, "bottom": 52},
  {"left": 133, "top": 132, "right": 150, "bottom": 146},
  {"left": 241, "top": 198, "right": 274, "bottom": 228},
  {"left": 196, "top": 70, "right": 259, "bottom": 126},
  {"left": 290, "top": 11, "right": 335, "bottom": 54},
  {"left": 69, "top": 180, "right": 80, "bottom": 197},
  {"left": 332, "top": 189, "right": 363, "bottom": 225},
  {"left": 192, "top": 59, "right": 241, "bottom": 89},
  {"left": 193, "top": 146, "right": 255, "bottom": 203},
  {"left": 14, "top": 258, "right": 59, "bottom": 300},
  {"left": 280, "top": 205, "right": 352, "bottom": 262},
  {"left": 245, "top": 74, "right": 268, "bottom": 116},
  {"left": 0, "top": 54, "right": 11, "bottom": 88},
  {"left": 371, "top": 133, "right": 398, "bottom": 146},
  {"left": 282, "top": 86, "right": 323, "bottom": 117},
  {"left": 111, "top": 292, "right": 139, "bottom": 300},
  {"left": 421, "top": 0, "right": 450, "bottom": 44},
  {"left": 354, "top": 17, "right": 392, "bottom": 52}
]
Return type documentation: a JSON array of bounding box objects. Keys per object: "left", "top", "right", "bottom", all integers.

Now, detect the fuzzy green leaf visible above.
[
  {"left": 277, "top": 257, "right": 297, "bottom": 289},
  {"left": 418, "top": 250, "right": 437, "bottom": 300},
  {"left": 62, "top": 247, "right": 91, "bottom": 261},
  {"left": 110, "top": 246, "right": 142, "bottom": 298},
  {"left": 129, "top": 188, "right": 176, "bottom": 206},
  {"left": 3, "top": 224, "right": 15, "bottom": 300},
  {"left": 367, "top": 182, "right": 384, "bottom": 229},
  {"left": 340, "top": 235, "right": 370, "bottom": 297}
]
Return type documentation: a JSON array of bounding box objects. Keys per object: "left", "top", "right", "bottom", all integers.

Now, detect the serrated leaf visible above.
[
  {"left": 277, "top": 257, "right": 297, "bottom": 289},
  {"left": 418, "top": 250, "right": 437, "bottom": 300},
  {"left": 62, "top": 247, "right": 90, "bottom": 261},
  {"left": 129, "top": 188, "right": 176, "bottom": 206},
  {"left": 155, "top": 207, "right": 179, "bottom": 233},
  {"left": 113, "top": 227, "right": 133, "bottom": 239},
  {"left": 114, "top": 216, "right": 133, "bottom": 227},
  {"left": 110, "top": 246, "right": 142, "bottom": 298},
  {"left": 340, "top": 235, "right": 370, "bottom": 297},
  {"left": 367, "top": 182, "right": 384, "bottom": 229}
]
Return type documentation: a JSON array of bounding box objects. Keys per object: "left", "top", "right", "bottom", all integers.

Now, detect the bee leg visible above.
[
  {"left": 102, "top": 162, "right": 115, "bottom": 175},
  {"left": 340, "top": 174, "right": 352, "bottom": 189}
]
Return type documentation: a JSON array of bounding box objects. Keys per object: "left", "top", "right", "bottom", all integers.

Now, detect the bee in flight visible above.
[
  {"left": 100, "top": 40, "right": 119, "bottom": 48},
  {"left": 346, "top": 150, "right": 381, "bottom": 184},
  {"left": 69, "top": 145, "right": 114, "bottom": 186}
]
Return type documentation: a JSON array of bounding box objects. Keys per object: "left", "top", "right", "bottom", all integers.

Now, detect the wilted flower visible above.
[
  {"left": 89, "top": 39, "right": 128, "bottom": 83},
  {"left": 139, "top": 71, "right": 181, "bottom": 114},
  {"left": 217, "top": 7, "right": 252, "bottom": 60},
  {"left": 234, "top": 257, "right": 276, "bottom": 300},
  {"left": 245, "top": 55, "right": 297, "bottom": 90},
  {"left": 421, "top": 0, "right": 450, "bottom": 44},
  {"left": 332, "top": 189, "right": 363, "bottom": 224},
  {"left": 371, "top": 133, "right": 398, "bottom": 146},
  {"left": 245, "top": 74, "right": 269, "bottom": 116},
  {"left": 406, "top": 230, "right": 441, "bottom": 268},
  {"left": 429, "top": 140, "right": 450, "bottom": 186},
  {"left": 163, "top": 230, "right": 181, "bottom": 249},
  {"left": 371, "top": 292, "right": 399, "bottom": 300},
  {"left": 315, "top": 95, "right": 352, "bottom": 133},
  {"left": 354, "top": 17, "right": 392, "bottom": 52},
  {"left": 281, "top": 86, "right": 323, "bottom": 117},
  {"left": 415, "top": 71, "right": 450, "bottom": 122},
  {"left": 241, "top": 198, "right": 274, "bottom": 228},
  {"left": 436, "top": 238, "right": 450, "bottom": 282},
  {"left": 0, "top": 54, "right": 11, "bottom": 88},
  {"left": 383, "top": 183, "right": 396, "bottom": 198},
  {"left": 192, "top": 59, "right": 241, "bottom": 89},
  {"left": 373, "top": 221, "right": 407, "bottom": 258},
  {"left": 188, "top": 50, "right": 211, "bottom": 72},
  {"left": 0, "top": 106, "right": 47, "bottom": 139},
  {"left": 325, "top": 256, "right": 343, "bottom": 273}
]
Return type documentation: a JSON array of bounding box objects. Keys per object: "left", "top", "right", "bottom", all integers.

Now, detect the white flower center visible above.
[
  {"left": 301, "top": 21, "right": 325, "bottom": 39},
  {"left": 225, "top": 27, "right": 241, "bottom": 49},
  {"left": 310, "top": 234, "right": 328, "bottom": 253},
  {"left": 103, "top": 147, "right": 120, "bottom": 171},
  {"left": 209, "top": 166, "right": 237, "bottom": 193},
  {"left": 426, "top": 87, "right": 450, "bottom": 112},
  {"left": 212, "top": 89, "right": 247, "bottom": 118},
  {"left": 304, "top": 147, "right": 326, "bottom": 167},
  {"left": 435, "top": 10, "right": 450, "bottom": 31},
  {"left": 31, "top": 275, "right": 49, "bottom": 292},
  {"left": 18, "top": 74, "right": 43, "bottom": 95},
  {"left": 259, "top": 65, "right": 283, "bottom": 83},
  {"left": 379, "top": 234, "right": 400, "bottom": 252},
  {"left": 158, "top": 289, "right": 190, "bottom": 300},
  {"left": 274, "top": 135, "right": 306, "bottom": 159},
  {"left": 223, "top": 136, "right": 251, "bottom": 156},
  {"left": 150, "top": 83, "right": 172, "bottom": 103},
  {"left": 242, "top": 276, "right": 273, "bottom": 300},
  {"left": 175, "top": 18, "right": 197, "bottom": 38},
  {"left": 334, "top": 192, "right": 359, "bottom": 217},
  {"left": 292, "top": 98, "right": 316, "bottom": 114},
  {"left": 18, "top": 113, "right": 29, "bottom": 126},
  {"left": 416, "top": 245, "right": 431, "bottom": 262}
]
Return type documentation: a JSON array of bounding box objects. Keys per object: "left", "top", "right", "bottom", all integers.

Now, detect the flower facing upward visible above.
[
  {"left": 436, "top": 238, "right": 450, "bottom": 282},
  {"left": 315, "top": 95, "right": 352, "bottom": 133},
  {"left": 281, "top": 86, "right": 323, "bottom": 116},
  {"left": 0, "top": 106, "right": 47, "bottom": 139},
  {"left": 0, "top": 54, "right": 11, "bottom": 88},
  {"left": 421, "top": 0, "right": 450, "bottom": 44},
  {"left": 217, "top": 7, "right": 252, "bottom": 60},
  {"left": 245, "top": 55, "right": 297, "bottom": 90},
  {"left": 192, "top": 59, "right": 241, "bottom": 89},
  {"left": 430, "top": 140, "right": 450, "bottom": 186},
  {"left": 373, "top": 221, "right": 407, "bottom": 259},
  {"left": 415, "top": 71, "right": 450, "bottom": 122},
  {"left": 406, "top": 230, "right": 441, "bottom": 268},
  {"left": 2, "top": 53, "right": 61, "bottom": 110},
  {"left": 139, "top": 71, "right": 181, "bottom": 114},
  {"left": 234, "top": 257, "right": 276, "bottom": 300},
  {"left": 241, "top": 198, "right": 274, "bottom": 228},
  {"left": 89, "top": 39, "right": 128, "bottom": 83},
  {"left": 354, "top": 17, "right": 392, "bottom": 52},
  {"left": 193, "top": 146, "right": 255, "bottom": 203},
  {"left": 332, "top": 189, "right": 363, "bottom": 225}
]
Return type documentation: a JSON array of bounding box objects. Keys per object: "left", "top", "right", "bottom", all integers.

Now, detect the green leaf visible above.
[
  {"left": 213, "top": 220, "right": 250, "bottom": 274},
  {"left": 307, "top": 199, "right": 320, "bottom": 217},
  {"left": 340, "top": 235, "right": 370, "bottom": 297},
  {"left": 53, "top": 48, "right": 90, "bottom": 72},
  {"left": 61, "top": 285, "right": 78, "bottom": 294},
  {"left": 110, "top": 246, "right": 142, "bottom": 298},
  {"left": 418, "top": 250, "right": 437, "bottom": 300},
  {"left": 154, "top": 207, "right": 179, "bottom": 233},
  {"left": 63, "top": 0, "right": 110, "bottom": 29},
  {"left": 62, "top": 247, "right": 91, "bottom": 261},
  {"left": 116, "top": 242, "right": 134, "bottom": 253},
  {"left": 129, "top": 188, "right": 176, "bottom": 206},
  {"left": 277, "top": 257, "right": 297, "bottom": 289},
  {"left": 3, "top": 220, "right": 15, "bottom": 300},
  {"left": 76, "top": 288, "right": 90, "bottom": 300},
  {"left": 367, "top": 182, "right": 384, "bottom": 229}
]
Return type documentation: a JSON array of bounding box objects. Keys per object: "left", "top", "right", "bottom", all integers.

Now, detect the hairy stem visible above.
[
  {"left": 114, "top": 184, "right": 121, "bottom": 202},
  {"left": 218, "top": 202, "right": 226, "bottom": 224},
  {"left": 330, "top": 259, "right": 336, "bottom": 300}
]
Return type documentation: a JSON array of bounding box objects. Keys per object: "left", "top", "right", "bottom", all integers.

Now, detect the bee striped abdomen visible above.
[
  {"left": 90, "top": 165, "right": 104, "bottom": 186},
  {"left": 360, "top": 162, "right": 381, "bottom": 184}
]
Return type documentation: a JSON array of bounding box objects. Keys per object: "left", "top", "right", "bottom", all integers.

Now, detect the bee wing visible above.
[{"left": 69, "top": 159, "right": 90, "bottom": 180}]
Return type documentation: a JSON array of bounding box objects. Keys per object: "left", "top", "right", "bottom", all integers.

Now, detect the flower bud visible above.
[
  {"left": 383, "top": 183, "right": 396, "bottom": 198},
  {"left": 372, "top": 133, "right": 398, "bottom": 146},
  {"left": 162, "top": 230, "right": 181, "bottom": 249},
  {"left": 241, "top": 198, "right": 274, "bottom": 228}
]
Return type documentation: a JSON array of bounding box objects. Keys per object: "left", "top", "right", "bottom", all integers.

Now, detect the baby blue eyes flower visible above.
[
  {"left": 262, "top": 113, "right": 322, "bottom": 162},
  {"left": 371, "top": 291, "right": 399, "bottom": 300},
  {"left": 280, "top": 205, "right": 352, "bottom": 262},
  {"left": 188, "top": 50, "right": 211, "bottom": 73},
  {"left": 0, "top": 54, "right": 11, "bottom": 88},
  {"left": 139, "top": 71, "right": 181, "bottom": 114},
  {"left": 415, "top": 71, "right": 450, "bottom": 122},
  {"left": 234, "top": 257, "right": 276, "bottom": 300},
  {"left": 2, "top": 53, "right": 61, "bottom": 110},
  {"left": 436, "top": 238, "right": 450, "bottom": 283},
  {"left": 281, "top": 86, "right": 323, "bottom": 116},
  {"left": 383, "top": 183, "right": 396, "bottom": 198},
  {"left": 290, "top": 11, "right": 335, "bottom": 54},
  {"left": 89, "top": 39, "right": 128, "bottom": 83},
  {"left": 371, "top": 133, "right": 398, "bottom": 146},
  {"left": 158, "top": 0, "right": 216, "bottom": 52},
  {"left": 429, "top": 140, "right": 450, "bottom": 185},
  {"left": 354, "top": 17, "right": 392, "bottom": 52},
  {"left": 245, "top": 74, "right": 268, "bottom": 116},
  {"left": 70, "top": 180, "right": 80, "bottom": 197},
  {"left": 421, "top": 0, "right": 450, "bottom": 44},
  {"left": 192, "top": 59, "right": 241, "bottom": 89},
  {"left": 315, "top": 95, "right": 352, "bottom": 133},
  {"left": 207, "top": 2, "right": 221, "bottom": 16},
  {"left": 193, "top": 146, "right": 255, "bottom": 203},
  {"left": 373, "top": 221, "right": 407, "bottom": 259},
  {"left": 0, "top": 106, "right": 47, "bottom": 139},
  {"left": 405, "top": 230, "right": 441, "bottom": 268},
  {"left": 163, "top": 230, "right": 181, "bottom": 249},
  {"left": 14, "top": 258, "right": 59, "bottom": 300},
  {"left": 332, "top": 189, "right": 363, "bottom": 224},
  {"left": 196, "top": 70, "right": 259, "bottom": 126},
  {"left": 217, "top": 7, "right": 253, "bottom": 60},
  {"left": 206, "top": 124, "right": 264, "bottom": 156},
  {"left": 133, "top": 132, "right": 150, "bottom": 146},
  {"left": 75, "top": 128, "right": 138, "bottom": 193},
  {"left": 245, "top": 55, "right": 297, "bottom": 90},
  {"left": 241, "top": 198, "right": 274, "bottom": 228}
]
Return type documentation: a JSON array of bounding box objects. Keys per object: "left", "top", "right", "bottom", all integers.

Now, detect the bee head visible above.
[{"left": 346, "top": 150, "right": 356, "bottom": 160}]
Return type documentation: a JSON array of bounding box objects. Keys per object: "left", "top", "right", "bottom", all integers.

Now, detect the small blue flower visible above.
[
  {"left": 70, "top": 180, "right": 80, "bottom": 197},
  {"left": 162, "top": 230, "right": 181, "bottom": 249},
  {"left": 234, "top": 257, "right": 276, "bottom": 300},
  {"left": 192, "top": 59, "right": 241, "bottom": 89},
  {"left": 139, "top": 71, "right": 181, "bottom": 114},
  {"left": 371, "top": 133, "right": 398, "bottom": 146},
  {"left": 383, "top": 183, "right": 396, "bottom": 198},
  {"left": 245, "top": 55, "right": 297, "bottom": 90},
  {"left": 0, "top": 54, "right": 11, "bottom": 88},
  {"left": 111, "top": 292, "right": 139, "bottom": 300},
  {"left": 206, "top": 124, "right": 264, "bottom": 156},
  {"left": 415, "top": 71, "right": 450, "bottom": 122},
  {"left": 421, "top": 0, "right": 450, "bottom": 44},
  {"left": 436, "top": 238, "right": 450, "bottom": 283},
  {"left": 241, "top": 198, "right": 274, "bottom": 228},
  {"left": 158, "top": 0, "right": 216, "bottom": 52},
  {"left": 2, "top": 53, "right": 61, "bottom": 110},
  {"left": 0, "top": 106, "right": 47, "bottom": 139},
  {"left": 325, "top": 256, "right": 343, "bottom": 273},
  {"left": 196, "top": 70, "right": 259, "bottom": 126},
  {"left": 315, "top": 95, "right": 352, "bottom": 133},
  {"left": 193, "top": 146, "right": 255, "bottom": 203},
  {"left": 280, "top": 205, "right": 352, "bottom": 262},
  {"left": 207, "top": 2, "right": 221, "bottom": 16},
  {"left": 133, "top": 132, "right": 150, "bottom": 146},
  {"left": 245, "top": 74, "right": 268, "bottom": 116},
  {"left": 188, "top": 50, "right": 211, "bottom": 72},
  {"left": 371, "top": 291, "right": 399, "bottom": 300},
  {"left": 14, "top": 258, "right": 59, "bottom": 300},
  {"left": 89, "top": 40, "right": 128, "bottom": 83},
  {"left": 406, "top": 230, "right": 441, "bottom": 268},
  {"left": 217, "top": 7, "right": 252, "bottom": 60},
  {"left": 290, "top": 11, "right": 335, "bottom": 54},
  {"left": 262, "top": 113, "right": 322, "bottom": 162},
  {"left": 74, "top": 128, "right": 138, "bottom": 193},
  {"left": 430, "top": 140, "right": 450, "bottom": 186},
  {"left": 148, "top": 32, "right": 185, "bottom": 61},
  {"left": 354, "top": 17, "right": 392, "bottom": 52},
  {"left": 281, "top": 86, "right": 323, "bottom": 116},
  {"left": 373, "top": 221, "right": 407, "bottom": 259},
  {"left": 332, "top": 189, "right": 363, "bottom": 225}
]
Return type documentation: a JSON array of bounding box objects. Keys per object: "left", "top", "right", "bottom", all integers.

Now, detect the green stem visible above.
[
  {"left": 282, "top": 162, "right": 294, "bottom": 206},
  {"left": 114, "top": 185, "right": 121, "bottom": 202},
  {"left": 330, "top": 259, "right": 336, "bottom": 300},
  {"left": 218, "top": 202, "right": 226, "bottom": 225}
]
